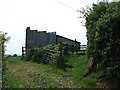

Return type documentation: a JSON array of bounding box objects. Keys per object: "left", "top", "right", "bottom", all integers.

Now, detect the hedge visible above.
[{"left": 81, "top": 1, "right": 120, "bottom": 79}]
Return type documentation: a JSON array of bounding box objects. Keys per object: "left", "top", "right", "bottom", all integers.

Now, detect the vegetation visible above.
[
  {"left": 79, "top": 1, "right": 120, "bottom": 88},
  {"left": 0, "top": 32, "right": 10, "bottom": 57},
  {"left": 13, "top": 54, "right": 18, "bottom": 57},
  {"left": 3, "top": 0, "right": 120, "bottom": 88},
  {"left": 25, "top": 43, "right": 69, "bottom": 69},
  {"left": 0, "top": 32, "right": 10, "bottom": 89},
  {"left": 3, "top": 55, "right": 99, "bottom": 88}
]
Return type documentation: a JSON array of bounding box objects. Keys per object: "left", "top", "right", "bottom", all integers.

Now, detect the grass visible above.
[{"left": 3, "top": 54, "right": 99, "bottom": 88}]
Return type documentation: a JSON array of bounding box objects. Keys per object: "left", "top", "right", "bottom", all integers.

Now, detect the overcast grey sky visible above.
[{"left": 0, "top": 0, "right": 103, "bottom": 55}]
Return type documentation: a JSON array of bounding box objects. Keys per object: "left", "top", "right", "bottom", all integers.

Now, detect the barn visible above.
[{"left": 25, "top": 27, "right": 80, "bottom": 51}]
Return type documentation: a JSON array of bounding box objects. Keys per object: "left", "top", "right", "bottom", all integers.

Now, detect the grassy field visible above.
[{"left": 3, "top": 54, "right": 99, "bottom": 88}]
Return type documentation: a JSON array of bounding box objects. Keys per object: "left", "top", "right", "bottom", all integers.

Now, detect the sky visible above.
[{"left": 0, "top": 0, "right": 102, "bottom": 55}]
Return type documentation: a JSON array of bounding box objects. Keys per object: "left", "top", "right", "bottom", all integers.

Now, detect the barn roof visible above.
[{"left": 56, "top": 35, "right": 81, "bottom": 44}]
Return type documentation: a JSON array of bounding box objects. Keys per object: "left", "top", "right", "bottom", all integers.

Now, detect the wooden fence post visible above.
[
  {"left": 0, "top": 44, "right": 2, "bottom": 89},
  {"left": 21, "top": 47, "right": 26, "bottom": 60},
  {"left": 64, "top": 43, "right": 68, "bottom": 55},
  {"left": 57, "top": 42, "right": 63, "bottom": 68}
]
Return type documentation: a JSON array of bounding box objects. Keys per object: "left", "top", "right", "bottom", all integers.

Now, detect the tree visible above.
[
  {"left": 13, "top": 54, "right": 17, "bottom": 57},
  {"left": 0, "top": 31, "right": 10, "bottom": 88},
  {"left": 79, "top": 1, "right": 120, "bottom": 87},
  {"left": 0, "top": 32, "right": 10, "bottom": 58}
]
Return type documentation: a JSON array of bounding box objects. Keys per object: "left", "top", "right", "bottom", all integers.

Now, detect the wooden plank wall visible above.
[{"left": 26, "top": 28, "right": 56, "bottom": 49}]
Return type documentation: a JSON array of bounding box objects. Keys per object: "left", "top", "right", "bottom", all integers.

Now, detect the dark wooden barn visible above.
[{"left": 25, "top": 27, "right": 80, "bottom": 51}]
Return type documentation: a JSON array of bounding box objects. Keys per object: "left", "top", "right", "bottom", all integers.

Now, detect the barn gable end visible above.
[{"left": 26, "top": 27, "right": 56, "bottom": 49}]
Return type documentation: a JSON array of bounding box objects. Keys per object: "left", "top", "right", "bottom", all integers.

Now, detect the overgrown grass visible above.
[
  {"left": 3, "top": 54, "right": 99, "bottom": 88},
  {"left": 65, "top": 54, "right": 98, "bottom": 88}
]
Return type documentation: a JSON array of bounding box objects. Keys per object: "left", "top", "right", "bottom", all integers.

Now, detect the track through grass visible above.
[{"left": 3, "top": 54, "right": 98, "bottom": 88}]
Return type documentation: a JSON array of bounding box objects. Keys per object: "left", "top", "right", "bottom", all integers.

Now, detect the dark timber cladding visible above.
[
  {"left": 26, "top": 27, "right": 80, "bottom": 50},
  {"left": 56, "top": 35, "right": 80, "bottom": 50},
  {"left": 26, "top": 27, "right": 56, "bottom": 49}
]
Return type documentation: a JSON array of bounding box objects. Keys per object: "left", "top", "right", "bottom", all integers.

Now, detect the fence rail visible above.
[
  {"left": 22, "top": 45, "right": 87, "bottom": 63},
  {"left": 80, "top": 45, "right": 87, "bottom": 51}
]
